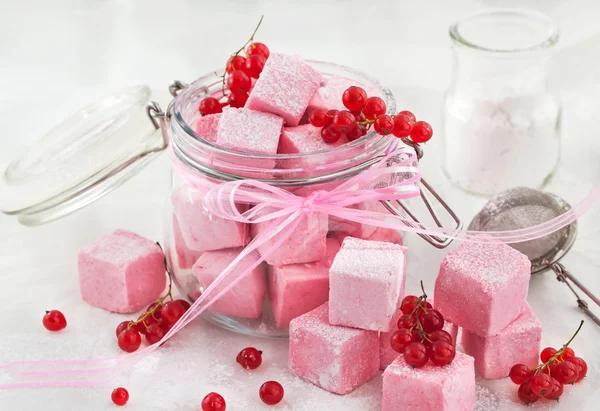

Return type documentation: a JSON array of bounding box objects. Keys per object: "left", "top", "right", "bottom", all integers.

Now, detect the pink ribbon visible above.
[{"left": 1, "top": 146, "right": 598, "bottom": 388}]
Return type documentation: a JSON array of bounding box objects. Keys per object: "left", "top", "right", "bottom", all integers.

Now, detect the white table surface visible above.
[{"left": 1, "top": 0, "right": 600, "bottom": 409}]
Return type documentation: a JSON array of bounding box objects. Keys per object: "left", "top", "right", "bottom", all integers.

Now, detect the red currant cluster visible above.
[
  {"left": 201, "top": 347, "right": 284, "bottom": 410},
  {"left": 114, "top": 296, "right": 190, "bottom": 353},
  {"left": 389, "top": 285, "right": 455, "bottom": 368},
  {"left": 199, "top": 17, "right": 269, "bottom": 116},
  {"left": 510, "top": 320, "right": 587, "bottom": 404},
  {"left": 309, "top": 86, "right": 433, "bottom": 145}
]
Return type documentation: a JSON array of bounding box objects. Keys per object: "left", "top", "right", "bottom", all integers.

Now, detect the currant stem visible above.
[
  {"left": 221, "top": 15, "right": 265, "bottom": 100},
  {"left": 535, "top": 320, "right": 584, "bottom": 374}
]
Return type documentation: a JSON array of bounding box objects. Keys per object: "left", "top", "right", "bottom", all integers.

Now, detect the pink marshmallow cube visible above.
[
  {"left": 216, "top": 107, "right": 283, "bottom": 169},
  {"left": 366, "top": 226, "right": 404, "bottom": 245},
  {"left": 192, "top": 248, "right": 267, "bottom": 319},
  {"left": 171, "top": 216, "right": 202, "bottom": 269},
  {"left": 278, "top": 124, "right": 348, "bottom": 154},
  {"left": 382, "top": 352, "right": 476, "bottom": 411},
  {"left": 246, "top": 53, "right": 322, "bottom": 126},
  {"left": 329, "top": 200, "right": 390, "bottom": 239},
  {"left": 268, "top": 238, "right": 340, "bottom": 328},
  {"left": 329, "top": 237, "right": 406, "bottom": 332},
  {"left": 251, "top": 212, "right": 328, "bottom": 266},
  {"left": 288, "top": 303, "right": 379, "bottom": 394},
  {"left": 78, "top": 230, "right": 166, "bottom": 314},
  {"left": 434, "top": 242, "right": 531, "bottom": 337},
  {"left": 172, "top": 185, "right": 249, "bottom": 253},
  {"left": 306, "top": 75, "right": 383, "bottom": 113},
  {"left": 380, "top": 299, "right": 456, "bottom": 370},
  {"left": 461, "top": 303, "right": 541, "bottom": 379},
  {"left": 192, "top": 113, "right": 221, "bottom": 143}
]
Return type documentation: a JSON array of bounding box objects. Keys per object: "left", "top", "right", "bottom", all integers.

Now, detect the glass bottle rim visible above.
[
  {"left": 170, "top": 60, "right": 398, "bottom": 185},
  {"left": 450, "top": 9, "right": 559, "bottom": 54}
]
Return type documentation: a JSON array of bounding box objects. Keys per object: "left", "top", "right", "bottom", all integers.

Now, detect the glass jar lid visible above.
[{"left": 0, "top": 85, "right": 168, "bottom": 225}]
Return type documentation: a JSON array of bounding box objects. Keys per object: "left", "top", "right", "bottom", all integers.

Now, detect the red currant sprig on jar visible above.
[
  {"left": 309, "top": 86, "right": 433, "bottom": 145},
  {"left": 510, "top": 320, "right": 587, "bottom": 405},
  {"left": 199, "top": 16, "right": 270, "bottom": 116},
  {"left": 389, "top": 281, "right": 455, "bottom": 369}
]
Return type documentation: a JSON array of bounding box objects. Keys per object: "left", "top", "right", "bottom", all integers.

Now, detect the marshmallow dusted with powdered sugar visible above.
[
  {"left": 288, "top": 303, "right": 379, "bottom": 395},
  {"left": 382, "top": 351, "right": 476, "bottom": 410},
  {"left": 329, "top": 237, "right": 406, "bottom": 332},
  {"left": 434, "top": 242, "right": 531, "bottom": 337},
  {"left": 461, "top": 302, "right": 542, "bottom": 379},
  {"left": 246, "top": 53, "right": 322, "bottom": 126},
  {"left": 78, "top": 230, "right": 166, "bottom": 314}
]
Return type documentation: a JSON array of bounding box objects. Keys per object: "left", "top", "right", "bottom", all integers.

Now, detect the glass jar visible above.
[
  {"left": 163, "top": 61, "right": 396, "bottom": 338},
  {"left": 442, "top": 9, "right": 561, "bottom": 195}
]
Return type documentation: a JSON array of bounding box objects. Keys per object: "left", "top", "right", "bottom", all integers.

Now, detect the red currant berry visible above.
[
  {"left": 392, "top": 113, "right": 415, "bottom": 138},
  {"left": 390, "top": 329, "right": 415, "bottom": 354},
  {"left": 160, "top": 301, "right": 186, "bottom": 327},
  {"left": 429, "top": 330, "right": 453, "bottom": 345},
  {"left": 147, "top": 302, "right": 163, "bottom": 319},
  {"left": 410, "top": 121, "right": 433, "bottom": 143},
  {"left": 116, "top": 321, "right": 131, "bottom": 338},
  {"left": 397, "top": 314, "right": 416, "bottom": 330},
  {"left": 111, "top": 387, "right": 129, "bottom": 406},
  {"left": 540, "top": 347, "right": 557, "bottom": 363},
  {"left": 201, "top": 392, "right": 226, "bottom": 411},
  {"left": 117, "top": 329, "right": 142, "bottom": 353},
  {"left": 136, "top": 313, "right": 159, "bottom": 335},
  {"left": 332, "top": 111, "right": 357, "bottom": 134},
  {"left": 509, "top": 364, "right": 533, "bottom": 385},
  {"left": 559, "top": 347, "right": 575, "bottom": 361},
  {"left": 227, "top": 70, "right": 252, "bottom": 95},
  {"left": 236, "top": 347, "right": 263, "bottom": 370},
  {"left": 530, "top": 373, "right": 552, "bottom": 397},
  {"left": 421, "top": 309, "right": 445, "bottom": 333},
  {"left": 403, "top": 342, "right": 429, "bottom": 368},
  {"left": 321, "top": 125, "right": 342, "bottom": 143},
  {"left": 373, "top": 115, "right": 394, "bottom": 135},
  {"left": 428, "top": 340, "right": 456, "bottom": 366},
  {"left": 346, "top": 123, "right": 367, "bottom": 141},
  {"left": 244, "top": 54, "right": 266, "bottom": 79},
  {"left": 411, "top": 329, "right": 425, "bottom": 343},
  {"left": 400, "top": 296, "right": 419, "bottom": 315},
  {"left": 398, "top": 110, "right": 416, "bottom": 123},
  {"left": 543, "top": 378, "right": 564, "bottom": 401},
  {"left": 246, "top": 42, "right": 270, "bottom": 59},
  {"left": 518, "top": 381, "right": 539, "bottom": 404},
  {"left": 42, "top": 310, "right": 67, "bottom": 332},
  {"left": 228, "top": 92, "right": 249, "bottom": 108},
  {"left": 566, "top": 357, "right": 587, "bottom": 382},
  {"left": 259, "top": 381, "right": 284, "bottom": 405},
  {"left": 551, "top": 361, "right": 579, "bottom": 384},
  {"left": 145, "top": 323, "right": 167, "bottom": 345},
  {"left": 226, "top": 55, "right": 246, "bottom": 74},
  {"left": 362, "top": 97, "right": 386, "bottom": 120},
  {"left": 309, "top": 110, "right": 332, "bottom": 127},
  {"left": 174, "top": 299, "right": 191, "bottom": 311},
  {"left": 342, "top": 86, "right": 368, "bottom": 111},
  {"left": 199, "top": 97, "right": 223, "bottom": 116}
]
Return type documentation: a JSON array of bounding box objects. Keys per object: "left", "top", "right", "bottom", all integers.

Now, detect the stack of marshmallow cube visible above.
[
  {"left": 289, "top": 237, "right": 407, "bottom": 394},
  {"left": 171, "top": 52, "right": 401, "bottom": 325},
  {"left": 434, "top": 242, "right": 542, "bottom": 379}
]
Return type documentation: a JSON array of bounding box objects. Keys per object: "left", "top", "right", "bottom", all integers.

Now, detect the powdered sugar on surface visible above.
[{"left": 216, "top": 107, "right": 283, "bottom": 154}]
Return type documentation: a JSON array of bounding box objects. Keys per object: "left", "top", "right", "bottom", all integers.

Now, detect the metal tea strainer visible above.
[{"left": 469, "top": 187, "right": 600, "bottom": 326}]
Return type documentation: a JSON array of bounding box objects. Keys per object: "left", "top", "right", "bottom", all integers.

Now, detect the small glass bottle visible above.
[{"left": 442, "top": 9, "right": 561, "bottom": 195}]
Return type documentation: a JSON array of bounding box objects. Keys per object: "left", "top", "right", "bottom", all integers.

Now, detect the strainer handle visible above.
[{"left": 553, "top": 263, "right": 600, "bottom": 327}]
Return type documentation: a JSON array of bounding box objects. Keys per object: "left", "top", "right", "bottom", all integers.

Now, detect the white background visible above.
[{"left": 1, "top": 0, "right": 600, "bottom": 409}]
